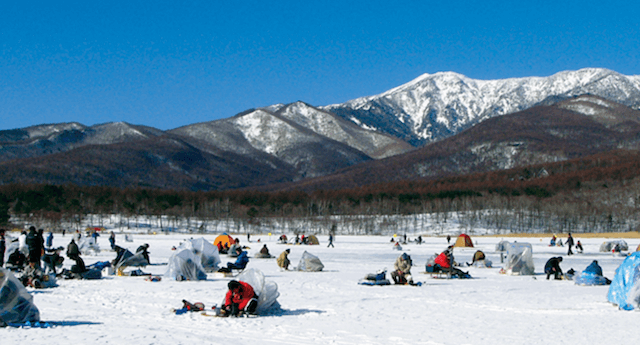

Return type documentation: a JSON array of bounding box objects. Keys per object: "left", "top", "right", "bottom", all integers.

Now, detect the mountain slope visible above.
[
  {"left": 324, "top": 68, "right": 640, "bottom": 146},
  {"left": 274, "top": 96, "right": 640, "bottom": 191}
]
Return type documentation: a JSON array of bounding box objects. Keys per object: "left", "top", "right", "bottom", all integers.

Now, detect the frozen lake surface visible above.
[{"left": 4, "top": 232, "right": 640, "bottom": 344}]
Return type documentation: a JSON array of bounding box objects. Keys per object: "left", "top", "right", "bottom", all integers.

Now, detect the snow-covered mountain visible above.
[{"left": 324, "top": 68, "right": 640, "bottom": 145}]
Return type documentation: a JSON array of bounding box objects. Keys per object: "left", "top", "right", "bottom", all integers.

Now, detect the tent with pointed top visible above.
[
  {"left": 214, "top": 234, "right": 236, "bottom": 250},
  {"left": 0, "top": 268, "right": 40, "bottom": 326},
  {"left": 296, "top": 251, "right": 324, "bottom": 272},
  {"left": 608, "top": 251, "right": 640, "bottom": 310},
  {"left": 454, "top": 234, "right": 474, "bottom": 248}
]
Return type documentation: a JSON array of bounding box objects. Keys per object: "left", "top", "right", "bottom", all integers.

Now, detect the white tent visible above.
[
  {"left": 0, "top": 268, "right": 40, "bottom": 326},
  {"left": 236, "top": 268, "right": 280, "bottom": 314},
  {"left": 505, "top": 243, "right": 534, "bottom": 275},
  {"left": 165, "top": 248, "right": 207, "bottom": 281},
  {"left": 296, "top": 251, "right": 324, "bottom": 272},
  {"left": 181, "top": 238, "right": 221, "bottom": 272},
  {"left": 599, "top": 240, "right": 628, "bottom": 252}
]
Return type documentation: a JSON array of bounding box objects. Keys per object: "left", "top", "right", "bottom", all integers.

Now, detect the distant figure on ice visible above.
[
  {"left": 544, "top": 256, "right": 563, "bottom": 280},
  {"left": 220, "top": 280, "right": 258, "bottom": 317},
  {"left": 0, "top": 229, "right": 5, "bottom": 267},
  {"left": 550, "top": 235, "right": 556, "bottom": 246},
  {"left": 446, "top": 235, "right": 451, "bottom": 244},
  {"left": 327, "top": 233, "right": 334, "bottom": 248},
  {"left": 46, "top": 231, "right": 54, "bottom": 248},
  {"left": 247, "top": 233, "right": 251, "bottom": 243},
  {"left": 566, "top": 233, "right": 574, "bottom": 255},
  {"left": 575, "top": 241, "right": 583, "bottom": 253},
  {"left": 109, "top": 231, "right": 116, "bottom": 250},
  {"left": 277, "top": 249, "right": 291, "bottom": 270},
  {"left": 391, "top": 253, "right": 413, "bottom": 285}
]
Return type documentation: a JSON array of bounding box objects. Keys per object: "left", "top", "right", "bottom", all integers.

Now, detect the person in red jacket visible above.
[
  {"left": 221, "top": 280, "right": 259, "bottom": 317},
  {"left": 434, "top": 246, "right": 469, "bottom": 278}
]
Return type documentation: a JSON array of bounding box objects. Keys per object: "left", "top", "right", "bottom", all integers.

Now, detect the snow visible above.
[{"left": 4, "top": 232, "right": 640, "bottom": 344}]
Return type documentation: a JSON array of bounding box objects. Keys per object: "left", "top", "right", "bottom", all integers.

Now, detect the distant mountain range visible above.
[{"left": 1, "top": 68, "right": 639, "bottom": 191}]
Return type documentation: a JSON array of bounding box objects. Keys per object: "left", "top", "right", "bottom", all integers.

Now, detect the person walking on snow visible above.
[
  {"left": 566, "top": 233, "right": 574, "bottom": 256},
  {"left": 327, "top": 233, "right": 334, "bottom": 248}
]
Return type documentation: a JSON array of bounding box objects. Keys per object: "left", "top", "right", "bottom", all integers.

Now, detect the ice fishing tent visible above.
[
  {"left": 600, "top": 240, "right": 628, "bottom": 252},
  {"left": 296, "top": 251, "right": 324, "bottom": 272},
  {"left": 165, "top": 248, "right": 207, "bottom": 281},
  {"left": 504, "top": 242, "right": 535, "bottom": 275},
  {"left": 181, "top": 238, "right": 221, "bottom": 272},
  {"left": 608, "top": 251, "right": 640, "bottom": 310},
  {"left": 454, "top": 234, "right": 474, "bottom": 248},
  {"left": 78, "top": 237, "right": 100, "bottom": 255},
  {"left": 495, "top": 240, "right": 510, "bottom": 252},
  {"left": 214, "top": 234, "right": 235, "bottom": 249},
  {"left": 114, "top": 247, "right": 149, "bottom": 269},
  {"left": 235, "top": 268, "right": 280, "bottom": 314},
  {"left": 306, "top": 235, "right": 320, "bottom": 245},
  {"left": 0, "top": 268, "right": 40, "bottom": 326}
]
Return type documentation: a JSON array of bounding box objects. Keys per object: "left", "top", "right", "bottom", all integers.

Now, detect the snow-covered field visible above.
[{"left": 4, "top": 232, "right": 640, "bottom": 345}]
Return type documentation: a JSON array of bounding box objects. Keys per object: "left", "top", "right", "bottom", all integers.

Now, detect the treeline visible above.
[{"left": 2, "top": 150, "right": 640, "bottom": 234}]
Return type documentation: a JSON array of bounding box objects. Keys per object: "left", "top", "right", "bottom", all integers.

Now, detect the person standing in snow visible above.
[
  {"left": 544, "top": 256, "right": 563, "bottom": 280},
  {"left": 109, "top": 231, "right": 116, "bottom": 250},
  {"left": 327, "top": 233, "right": 334, "bottom": 248},
  {"left": 566, "top": 233, "right": 574, "bottom": 256},
  {"left": 136, "top": 243, "right": 150, "bottom": 264},
  {"left": 46, "top": 231, "right": 54, "bottom": 248},
  {"left": 446, "top": 235, "right": 451, "bottom": 244}
]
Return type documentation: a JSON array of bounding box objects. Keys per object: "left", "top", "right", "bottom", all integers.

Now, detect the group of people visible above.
[{"left": 550, "top": 233, "right": 583, "bottom": 255}]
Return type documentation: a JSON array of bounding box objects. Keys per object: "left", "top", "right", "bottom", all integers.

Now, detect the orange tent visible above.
[
  {"left": 454, "top": 234, "right": 474, "bottom": 248},
  {"left": 213, "top": 234, "right": 236, "bottom": 249}
]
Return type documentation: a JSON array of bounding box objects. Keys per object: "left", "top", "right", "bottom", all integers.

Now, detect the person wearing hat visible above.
[
  {"left": 544, "top": 256, "right": 563, "bottom": 280},
  {"left": 277, "top": 249, "right": 291, "bottom": 270},
  {"left": 221, "top": 280, "right": 258, "bottom": 317},
  {"left": 391, "top": 252, "right": 413, "bottom": 284}
]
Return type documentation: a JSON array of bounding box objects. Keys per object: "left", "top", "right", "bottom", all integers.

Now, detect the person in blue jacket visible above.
[
  {"left": 227, "top": 247, "right": 249, "bottom": 270},
  {"left": 583, "top": 260, "right": 603, "bottom": 276}
]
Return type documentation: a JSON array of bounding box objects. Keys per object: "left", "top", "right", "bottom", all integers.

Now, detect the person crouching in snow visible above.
[
  {"left": 391, "top": 253, "right": 413, "bottom": 284},
  {"left": 277, "top": 249, "right": 291, "bottom": 270},
  {"left": 544, "top": 256, "right": 563, "bottom": 280},
  {"left": 221, "top": 280, "right": 258, "bottom": 317},
  {"left": 227, "top": 247, "right": 249, "bottom": 270}
]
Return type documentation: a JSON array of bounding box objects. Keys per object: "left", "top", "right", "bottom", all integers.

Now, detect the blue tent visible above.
[{"left": 607, "top": 252, "right": 640, "bottom": 310}]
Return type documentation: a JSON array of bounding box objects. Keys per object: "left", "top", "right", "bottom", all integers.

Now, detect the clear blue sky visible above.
[{"left": 1, "top": 1, "right": 639, "bottom": 131}]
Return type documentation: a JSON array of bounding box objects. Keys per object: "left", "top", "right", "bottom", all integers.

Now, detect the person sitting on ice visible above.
[
  {"left": 550, "top": 235, "right": 556, "bottom": 246},
  {"left": 278, "top": 234, "right": 288, "bottom": 244},
  {"left": 20, "top": 261, "right": 46, "bottom": 288},
  {"left": 220, "top": 280, "right": 258, "bottom": 317},
  {"left": 227, "top": 247, "right": 249, "bottom": 270},
  {"left": 467, "top": 250, "right": 486, "bottom": 266},
  {"left": 575, "top": 241, "right": 584, "bottom": 253},
  {"left": 6, "top": 248, "right": 27, "bottom": 270},
  {"left": 391, "top": 253, "right": 413, "bottom": 284},
  {"left": 544, "top": 256, "right": 563, "bottom": 280},
  {"left": 260, "top": 244, "right": 269, "bottom": 255},
  {"left": 42, "top": 247, "right": 64, "bottom": 275},
  {"left": 277, "top": 249, "right": 291, "bottom": 270},
  {"left": 583, "top": 260, "right": 603, "bottom": 276},
  {"left": 434, "top": 246, "right": 469, "bottom": 277}
]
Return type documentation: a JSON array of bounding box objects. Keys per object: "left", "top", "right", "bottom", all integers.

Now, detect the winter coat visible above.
[
  {"left": 277, "top": 251, "right": 290, "bottom": 269},
  {"left": 67, "top": 240, "right": 80, "bottom": 258},
  {"left": 434, "top": 252, "right": 451, "bottom": 268},
  {"left": 233, "top": 251, "right": 249, "bottom": 269},
  {"left": 224, "top": 281, "right": 256, "bottom": 310},
  {"left": 46, "top": 233, "right": 53, "bottom": 248},
  {"left": 259, "top": 246, "right": 269, "bottom": 255},
  {"left": 394, "top": 253, "right": 412, "bottom": 274},
  {"left": 544, "top": 257, "right": 563, "bottom": 274},
  {"left": 583, "top": 260, "right": 603, "bottom": 276},
  {"left": 566, "top": 235, "right": 574, "bottom": 247}
]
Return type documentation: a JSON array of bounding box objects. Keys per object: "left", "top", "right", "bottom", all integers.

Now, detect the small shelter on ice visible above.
[
  {"left": 78, "top": 237, "right": 100, "bottom": 255},
  {"left": 113, "top": 246, "right": 149, "bottom": 270},
  {"left": 296, "top": 251, "right": 324, "bottom": 272},
  {"left": 0, "top": 268, "right": 40, "bottom": 326},
  {"left": 165, "top": 248, "right": 207, "bottom": 281},
  {"left": 495, "top": 240, "right": 510, "bottom": 252},
  {"left": 214, "top": 234, "right": 236, "bottom": 249},
  {"left": 600, "top": 240, "right": 628, "bottom": 252},
  {"left": 234, "top": 268, "right": 280, "bottom": 314},
  {"left": 504, "top": 242, "right": 535, "bottom": 275},
  {"left": 608, "top": 251, "right": 640, "bottom": 310},
  {"left": 305, "top": 235, "right": 320, "bottom": 245},
  {"left": 181, "top": 238, "right": 221, "bottom": 272},
  {"left": 454, "top": 234, "right": 474, "bottom": 248}
]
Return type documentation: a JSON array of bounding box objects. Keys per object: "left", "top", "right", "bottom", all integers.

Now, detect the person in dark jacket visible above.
[
  {"left": 221, "top": 280, "right": 258, "bottom": 317},
  {"left": 227, "top": 247, "right": 249, "bottom": 270},
  {"left": 545, "top": 256, "right": 563, "bottom": 280},
  {"left": 566, "top": 233, "right": 575, "bottom": 256},
  {"left": 43, "top": 247, "right": 64, "bottom": 275},
  {"left": 67, "top": 239, "right": 80, "bottom": 260},
  {"left": 0, "top": 229, "right": 5, "bottom": 267},
  {"left": 109, "top": 231, "right": 116, "bottom": 249},
  {"left": 46, "top": 231, "right": 54, "bottom": 248},
  {"left": 136, "top": 243, "right": 150, "bottom": 264},
  {"left": 26, "top": 227, "right": 43, "bottom": 267},
  {"left": 7, "top": 248, "right": 27, "bottom": 269}
]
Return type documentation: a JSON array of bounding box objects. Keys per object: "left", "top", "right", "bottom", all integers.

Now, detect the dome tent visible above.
[
  {"left": 181, "top": 238, "right": 221, "bottom": 272},
  {"left": 0, "top": 268, "right": 40, "bottom": 326},
  {"left": 495, "top": 240, "right": 510, "bottom": 252},
  {"left": 504, "top": 242, "right": 534, "bottom": 275},
  {"left": 454, "top": 234, "right": 474, "bottom": 248},
  {"left": 214, "top": 234, "right": 235, "bottom": 249},
  {"left": 296, "top": 251, "right": 324, "bottom": 272},
  {"left": 165, "top": 248, "right": 207, "bottom": 281},
  {"left": 234, "top": 268, "right": 280, "bottom": 314},
  {"left": 600, "top": 240, "right": 628, "bottom": 252},
  {"left": 608, "top": 251, "right": 640, "bottom": 310}
]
